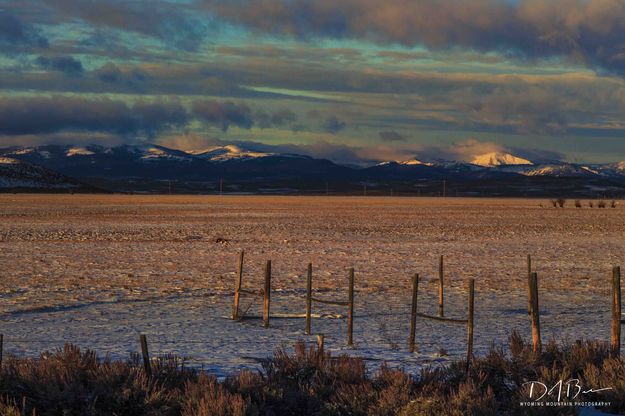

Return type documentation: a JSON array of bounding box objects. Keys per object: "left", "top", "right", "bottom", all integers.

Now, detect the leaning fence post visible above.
[
  {"left": 612, "top": 266, "right": 621, "bottom": 357},
  {"left": 439, "top": 255, "right": 444, "bottom": 317},
  {"left": 409, "top": 274, "right": 419, "bottom": 353},
  {"left": 348, "top": 268, "right": 354, "bottom": 347},
  {"left": 527, "top": 254, "right": 532, "bottom": 315},
  {"left": 232, "top": 251, "right": 244, "bottom": 320},
  {"left": 263, "top": 260, "right": 272, "bottom": 328},
  {"left": 529, "top": 272, "right": 542, "bottom": 353},
  {"left": 139, "top": 334, "right": 152, "bottom": 378},
  {"left": 306, "top": 263, "right": 313, "bottom": 335},
  {"left": 466, "top": 279, "right": 475, "bottom": 373}
]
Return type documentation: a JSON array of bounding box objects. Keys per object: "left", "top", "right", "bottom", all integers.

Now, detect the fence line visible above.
[
  {"left": 1, "top": 251, "right": 622, "bottom": 376},
  {"left": 229, "top": 250, "right": 623, "bottom": 363}
]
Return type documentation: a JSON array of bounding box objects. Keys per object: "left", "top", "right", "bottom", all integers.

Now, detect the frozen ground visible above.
[{"left": 0, "top": 195, "right": 623, "bottom": 376}]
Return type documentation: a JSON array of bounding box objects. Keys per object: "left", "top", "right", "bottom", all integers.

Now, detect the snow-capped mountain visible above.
[
  {"left": 0, "top": 143, "right": 353, "bottom": 188},
  {"left": 521, "top": 164, "right": 598, "bottom": 177},
  {"left": 2, "top": 143, "right": 625, "bottom": 195},
  {"left": 471, "top": 152, "right": 533, "bottom": 167},
  {"left": 189, "top": 145, "right": 272, "bottom": 162},
  {"left": 378, "top": 159, "right": 433, "bottom": 167}
]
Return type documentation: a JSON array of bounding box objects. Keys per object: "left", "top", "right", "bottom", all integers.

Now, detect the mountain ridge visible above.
[{"left": 2, "top": 143, "right": 625, "bottom": 196}]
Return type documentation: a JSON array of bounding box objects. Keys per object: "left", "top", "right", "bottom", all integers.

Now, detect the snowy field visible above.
[{"left": 0, "top": 195, "right": 624, "bottom": 376}]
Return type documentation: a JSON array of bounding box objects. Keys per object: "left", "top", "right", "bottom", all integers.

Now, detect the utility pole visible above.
[
  {"left": 219, "top": 177, "right": 223, "bottom": 196},
  {"left": 326, "top": 182, "right": 329, "bottom": 196},
  {"left": 443, "top": 179, "right": 446, "bottom": 197},
  {"left": 363, "top": 183, "right": 367, "bottom": 197},
  {"left": 168, "top": 180, "right": 172, "bottom": 195}
]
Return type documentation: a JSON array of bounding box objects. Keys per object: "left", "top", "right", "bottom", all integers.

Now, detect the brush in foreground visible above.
[{"left": 0, "top": 333, "right": 623, "bottom": 415}]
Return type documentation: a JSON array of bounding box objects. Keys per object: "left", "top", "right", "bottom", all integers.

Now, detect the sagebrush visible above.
[{"left": 0, "top": 334, "right": 623, "bottom": 415}]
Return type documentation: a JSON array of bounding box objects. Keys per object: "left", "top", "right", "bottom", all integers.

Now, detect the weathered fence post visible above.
[
  {"left": 466, "top": 279, "right": 475, "bottom": 373},
  {"left": 527, "top": 254, "right": 532, "bottom": 315},
  {"left": 439, "top": 255, "right": 444, "bottom": 317},
  {"left": 0, "top": 333, "right": 3, "bottom": 370},
  {"left": 612, "top": 266, "right": 621, "bottom": 357},
  {"left": 409, "top": 274, "right": 419, "bottom": 353},
  {"left": 263, "top": 260, "right": 272, "bottom": 328},
  {"left": 139, "top": 334, "right": 152, "bottom": 378},
  {"left": 348, "top": 268, "right": 354, "bottom": 347},
  {"left": 232, "top": 251, "right": 244, "bottom": 320},
  {"left": 306, "top": 263, "right": 313, "bottom": 335},
  {"left": 529, "top": 272, "right": 542, "bottom": 353}
]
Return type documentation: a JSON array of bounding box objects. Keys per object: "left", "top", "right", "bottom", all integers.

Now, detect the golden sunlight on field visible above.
[{"left": 1, "top": 195, "right": 623, "bottom": 314}]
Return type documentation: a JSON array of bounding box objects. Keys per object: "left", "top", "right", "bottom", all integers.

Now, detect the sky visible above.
[{"left": 2, "top": 0, "right": 625, "bottom": 164}]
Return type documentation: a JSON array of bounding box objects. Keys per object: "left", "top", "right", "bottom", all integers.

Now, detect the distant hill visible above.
[
  {"left": 2, "top": 144, "right": 625, "bottom": 196},
  {"left": 0, "top": 156, "right": 96, "bottom": 192}
]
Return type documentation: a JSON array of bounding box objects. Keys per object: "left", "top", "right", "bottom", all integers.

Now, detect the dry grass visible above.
[
  {"left": 0, "top": 335, "right": 622, "bottom": 415},
  {"left": 2, "top": 194, "right": 625, "bottom": 316}
]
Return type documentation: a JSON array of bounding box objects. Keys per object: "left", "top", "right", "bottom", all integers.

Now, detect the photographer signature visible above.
[{"left": 523, "top": 379, "right": 612, "bottom": 402}]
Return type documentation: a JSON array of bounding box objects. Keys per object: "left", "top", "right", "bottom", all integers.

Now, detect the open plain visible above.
[{"left": 1, "top": 195, "right": 624, "bottom": 375}]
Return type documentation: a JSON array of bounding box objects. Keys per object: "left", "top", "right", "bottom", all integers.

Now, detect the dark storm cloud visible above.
[
  {"left": 94, "top": 62, "right": 123, "bottom": 83},
  {"left": 0, "top": 11, "right": 48, "bottom": 51},
  {"left": 0, "top": 11, "right": 26, "bottom": 44},
  {"left": 378, "top": 131, "right": 405, "bottom": 142},
  {"left": 322, "top": 116, "right": 346, "bottom": 134},
  {"left": 204, "top": 0, "right": 625, "bottom": 74},
  {"left": 255, "top": 109, "right": 297, "bottom": 129},
  {"left": 41, "top": 0, "right": 208, "bottom": 51},
  {"left": 0, "top": 96, "right": 188, "bottom": 137},
  {"left": 36, "top": 55, "right": 84, "bottom": 77},
  {"left": 192, "top": 100, "right": 253, "bottom": 131},
  {"left": 92, "top": 63, "right": 150, "bottom": 84}
]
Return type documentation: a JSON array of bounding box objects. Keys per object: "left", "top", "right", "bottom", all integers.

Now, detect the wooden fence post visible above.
[
  {"left": 466, "top": 279, "right": 475, "bottom": 373},
  {"left": 306, "top": 263, "right": 313, "bottom": 335},
  {"left": 409, "top": 274, "right": 419, "bottom": 353},
  {"left": 527, "top": 254, "right": 532, "bottom": 315},
  {"left": 263, "top": 260, "right": 272, "bottom": 328},
  {"left": 232, "top": 251, "right": 244, "bottom": 320},
  {"left": 529, "top": 272, "right": 542, "bottom": 353},
  {"left": 0, "top": 333, "right": 3, "bottom": 371},
  {"left": 612, "top": 266, "right": 621, "bottom": 357},
  {"left": 439, "top": 255, "right": 444, "bottom": 317},
  {"left": 140, "top": 334, "right": 152, "bottom": 378},
  {"left": 348, "top": 268, "right": 354, "bottom": 347}
]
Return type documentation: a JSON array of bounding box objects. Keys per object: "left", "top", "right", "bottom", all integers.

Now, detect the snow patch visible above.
[
  {"left": 0, "top": 157, "right": 20, "bottom": 165},
  {"left": 189, "top": 145, "right": 272, "bottom": 162},
  {"left": 66, "top": 147, "right": 95, "bottom": 157},
  {"left": 471, "top": 152, "right": 533, "bottom": 167}
]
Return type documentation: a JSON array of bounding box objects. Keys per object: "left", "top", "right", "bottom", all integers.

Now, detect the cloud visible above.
[
  {"left": 408, "top": 138, "right": 565, "bottom": 163},
  {"left": 0, "top": 11, "right": 27, "bottom": 45},
  {"left": 36, "top": 55, "right": 84, "bottom": 77},
  {"left": 94, "top": 62, "right": 123, "bottom": 83},
  {"left": 255, "top": 109, "right": 298, "bottom": 129},
  {"left": 322, "top": 116, "right": 346, "bottom": 134},
  {"left": 192, "top": 100, "right": 253, "bottom": 131},
  {"left": 0, "top": 132, "right": 125, "bottom": 147},
  {"left": 0, "top": 96, "right": 188, "bottom": 137},
  {"left": 0, "top": 11, "right": 48, "bottom": 51},
  {"left": 378, "top": 131, "right": 405, "bottom": 142},
  {"left": 41, "top": 0, "right": 209, "bottom": 51},
  {"left": 204, "top": 0, "right": 625, "bottom": 74}
]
